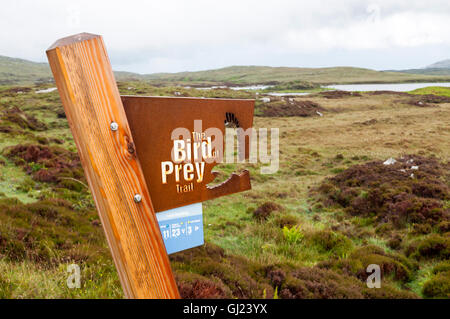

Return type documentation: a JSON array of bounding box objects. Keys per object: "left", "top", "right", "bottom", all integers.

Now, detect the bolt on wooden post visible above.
[{"left": 46, "top": 33, "right": 179, "bottom": 299}]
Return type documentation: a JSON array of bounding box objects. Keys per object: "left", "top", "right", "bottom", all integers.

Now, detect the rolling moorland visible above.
[
  {"left": 3, "top": 54, "right": 450, "bottom": 87},
  {"left": 0, "top": 81, "right": 448, "bottom": 299},
  {"left": 0, "top": 56, "right": 449, "bottom": 298}
]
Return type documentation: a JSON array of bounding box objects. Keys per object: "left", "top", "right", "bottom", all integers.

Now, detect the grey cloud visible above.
[{"left": 0, "top": 0, "right": 449, "bottom": 73}]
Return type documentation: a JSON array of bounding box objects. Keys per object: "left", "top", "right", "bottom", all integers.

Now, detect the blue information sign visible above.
[{"left": 156, "top": 203, "right": 204, "bottom": 254}]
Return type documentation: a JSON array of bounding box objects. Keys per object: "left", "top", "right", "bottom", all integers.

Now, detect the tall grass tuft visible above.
[{"left": 282, "top": 225, "right": 304, "bottom": 244}]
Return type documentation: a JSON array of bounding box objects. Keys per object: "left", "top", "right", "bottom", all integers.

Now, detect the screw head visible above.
[
  {"left": 133, "top": 194, "right": 142, "bottom": 203},
  {"left": 110, "top": 122, "right": 119, "bottom": 131}
]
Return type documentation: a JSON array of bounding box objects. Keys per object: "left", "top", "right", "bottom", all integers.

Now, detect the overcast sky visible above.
[{"left": 1, "top": 0, "right": 450, "bottom": 73}]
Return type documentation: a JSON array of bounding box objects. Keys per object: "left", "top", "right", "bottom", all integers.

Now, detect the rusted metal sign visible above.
[{"left": 122, "top": 96, "right": 254, "bottom": 212}]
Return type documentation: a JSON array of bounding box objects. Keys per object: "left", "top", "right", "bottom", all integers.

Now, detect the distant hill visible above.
[
  {"left": 388, "top": 68, "right": 450, "bottom": 76},
  {"left": 426, "top": 59, "right": 450, "bottom": 69},
  {"left": 0, "top": 56, "right": 53, "bottom": 85},
  {"left": 388, "top": 58, "right": 450, "bottom": 77},
  {"left": 0, "top": 55, "right": 146, "bottom": 86},
  {"left": 141, "top": 65, "right": 450, "bottom": 85},
  {"left": 2, "top": 54, "right": 450, "bottom": 86}
]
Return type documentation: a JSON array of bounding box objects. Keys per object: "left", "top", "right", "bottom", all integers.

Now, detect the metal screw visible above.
[
  {"left": 110, "top": 122, "right": 119, "bottom": 131},
  {"left": 133, "top": 194, "right": 142, "bottom": 203}
]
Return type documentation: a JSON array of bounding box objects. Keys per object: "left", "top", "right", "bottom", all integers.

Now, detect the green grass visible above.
[
  {"left": 0, "top": 82, "right": 449, "bottom": 298},
  {"left": 0, "top": 160, "right": 45, "bottom": 203},
  {"left": 0, "top": 259, "right": 122, "bottom": 298},
  {"left": 410, "top": 86, "right": 450, "bottom": 97}
]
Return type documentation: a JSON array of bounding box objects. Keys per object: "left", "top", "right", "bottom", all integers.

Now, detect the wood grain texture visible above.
[{"left": 46, "top": 33, "right": 179, "bottom": 299}]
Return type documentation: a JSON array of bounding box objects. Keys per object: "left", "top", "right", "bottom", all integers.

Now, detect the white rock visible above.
[
  {"left": 400, "top": 169, "right": 406, "bottom": 172},
  {"left": 411, "top": 166, "right": 419, "bottom": 170},
  {"left": 35, "top": 87, "right": 57, "bottom": 94},
  {"left": 383, "top": 158, "right": 397, "bottom": 165}
]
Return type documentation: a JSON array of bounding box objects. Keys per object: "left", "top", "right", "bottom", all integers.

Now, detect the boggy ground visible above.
[{"left": 0, "top": 83, "right": 448, "bottom": 298}]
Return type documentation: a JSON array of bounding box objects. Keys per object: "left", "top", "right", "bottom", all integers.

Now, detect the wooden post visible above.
[{"left": 46, "top": 33, "right": 180, "bottom": 299}]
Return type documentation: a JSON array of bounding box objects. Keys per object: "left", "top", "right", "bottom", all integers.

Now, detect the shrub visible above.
[
  {"left": 375, "top": 223, "right": 393, "bottom": 235},
  {"left": 363, "top": 284, "right": 418, "bottom": 299},
  {"left": 437, "top": 221, "right": 450, "bottom": 233},
  {"left": 259, "top": 100, "right": 326, "bottom": 117},
  {"left": 432, "top": 261, "right": 450, "bottom": 275},
  {"left": 170, "top": 243, "right": 273, "bottom": 299},
  {"left": 387, "top": 234, "right": 403, "bottom": 250},
  {"left": 308, "top": 230, "right": 353, "bottom": 255},
  {"left": 0, "top": 198, "right": 107, "bottom": 266},
  {"left": 279, "top": 265, "right": 417, "bottom": 299},
  {"left": 412, "top": 223, "right": 432, "bottom": 235},
  {"left": 0, "top": 106, "right": 47, "bottom": 131},
  {"left": 319, "top": 245, "right": 414, "bottom": 283},
  {"left": 252, "top": 202, "right": 283, "bottom": 221},
  {"left": 3, "top": 144, "right": 85, "bottom": 189},
  {"left": 279, "top": 267, "right": 365, "bottom": 299},
  {"left": 413, "top": 234, "right": 450, "bottom": 260},
  {"left": 422, "top": 271, "right": 450, "bottom": 298},
  {"left": 316, "top": 155, "right": 450, "bottom": 231},
  {"left": 267, "top": 268, "right": 286, "bottom": 287},
  {"left": 272, "top": 214, "right": 298, "bottom": 228},
  {"left": 176, "top": 272, "right": 232, "bottom": 299}
]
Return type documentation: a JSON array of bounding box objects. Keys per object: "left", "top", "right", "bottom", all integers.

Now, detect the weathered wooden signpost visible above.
[{"left": 46, "top": 33, "right": 254, "bottom": 299}]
